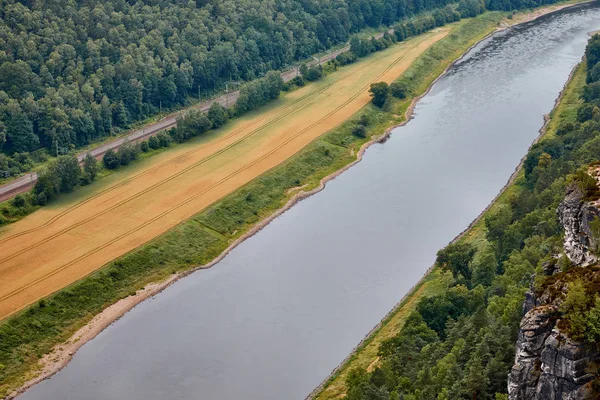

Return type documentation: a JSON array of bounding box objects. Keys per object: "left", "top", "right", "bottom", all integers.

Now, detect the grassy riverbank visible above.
[
  {"left": 0, "top": 13, "right": 506, "bottom": 396},
  {"left": 312, "top": 28, "right": 588, "bottom": 400}
]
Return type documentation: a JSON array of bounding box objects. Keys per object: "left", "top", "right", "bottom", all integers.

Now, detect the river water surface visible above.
[{"left": 19, "top": 4, "right": 600, "bottom": 400}]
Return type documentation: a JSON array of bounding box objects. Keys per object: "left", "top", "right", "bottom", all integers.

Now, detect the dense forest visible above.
[
  {"left": 344, "top": 35, "right": 600, "bottom": 400},
  {"left": 0, "top": 0, "right": 558, "bottom": 166}
]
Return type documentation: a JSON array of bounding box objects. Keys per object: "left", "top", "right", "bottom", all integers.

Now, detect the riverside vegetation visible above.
[
  {"left": 328, "top": 33, "right": 600, "bottom": 400},
  {"left": 0, "top": 11, "right": 509, "bottom": 396}
]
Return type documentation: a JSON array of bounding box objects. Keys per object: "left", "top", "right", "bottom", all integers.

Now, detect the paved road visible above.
[{"left": 0, "top": 31, "right": 393, "bottom": 202}]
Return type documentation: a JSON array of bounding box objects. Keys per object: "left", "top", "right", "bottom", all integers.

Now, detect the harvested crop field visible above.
[{"left": 0, "top": 29, "right": 447, "bottom": 320}]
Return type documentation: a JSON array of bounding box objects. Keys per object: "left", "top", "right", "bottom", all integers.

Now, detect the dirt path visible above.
[{"left": 0, "top": 30, "right": 448, "bottom": 321}]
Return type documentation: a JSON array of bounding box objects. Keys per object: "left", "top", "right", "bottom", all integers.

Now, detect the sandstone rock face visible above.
[
  {"left": 557, "top": 184, "right": 599, "bottom": 267},
  {"left": 508, "top": 307, "right": 596, "bottom": 400},
  {"left": 508, "top": 185, "right": 600, "bottom": 399}
]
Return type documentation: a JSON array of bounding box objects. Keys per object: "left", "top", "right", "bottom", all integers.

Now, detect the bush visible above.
[
  {"left": 11, "top": 194, "right": 26, "bottom": 208},
  {"left": 556, "top": 121, "right": 575, "bottom": 136},
  {"left": 103, "top": 149, "right": 120, "bottom": 170},
  {"left": 390, "top": 81, "right": 409, "bottom": 99},
  {"left": 577, "top": 103, "right": 594, "bottom": 122},
  {"left": 35, "top": 191, "right": 48, "bottom": 206},
  {"left": 83, "top": 153, "right": 98, "bottom": 182},
  {"left": 336, "top": 51, "right": 358, "bottom": 66},
  {"left": 583, "top": 82, "right": 600, "bottom": 103},
  {"left": 148, "top": 135, "right": 160, "bottom": 150},
  {"left": 157, "top": 132, "right": 172, "bottom": 148},
  {"left": 288, "top": 76, "right": 305, "bottom": 87},
  {"left": 235, "top": 71, "right": 284, "bottom": 115},
  {"left": 207, "top": 102, "right": 229, "bottom": 129},
  {"left": 569, "top": 169, "right": 600, "bottom": 199},
  {"left": 175, "top": 110, "right": 213, "bottom": 142},
  {"left": 352, "top": 125, "right": 367, "bottom": 138},
  {"left": 302, "top": 65, "right": 323, "bottom": 82},
  {"left": 358, "top": 114, "right": 371, "bottom": 127},
  {"left": 140, "top": 141, "right": 150, "bottom": 152},
  {"left": 117, "top": 143, "right": 138, "bottom": 166},
  {"left": 436, "top": 242, "right": 476, "bottom": 281},
  {"left": 560, "top": 279, "right": 589, "bottom": 340}
]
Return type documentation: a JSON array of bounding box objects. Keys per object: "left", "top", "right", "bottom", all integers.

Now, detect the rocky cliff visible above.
[
  {"left": 557, "top": 184, "right": 599, "bottom": 267},
  {"left": 507, "top": 185, "right": 600, "bottom": 400}
]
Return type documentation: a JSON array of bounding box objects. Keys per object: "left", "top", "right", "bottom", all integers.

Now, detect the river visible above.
[{"left": 18, "top": 3, "right": 600, "bottom": 400}]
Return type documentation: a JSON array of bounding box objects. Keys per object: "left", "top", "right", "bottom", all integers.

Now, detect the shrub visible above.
[
  {"left": 358, "top": 114, "right": 371, "bottom": 127},
  {"left": 103, "top": 149, "right": 120, "bottom": 170},
  {"left": 83, "top": 153, "right": 98, "bottom": 182},
  {"left": 140, "top": 141, "right": 150, "bottom": 152},
  {"left": 577, "top": 103, "right": 594, "bottom": 122},
  {"left": 302, "top": 65, "right": 323, "bottom": 81},
  {"left": 11, "top": 194, "right": 26, "bottom": 208},
  {"left": 117, "top": 143, "right": 138, "bottom": 166},
  {"left": 207, "top": 102, "right": 229, "bottom": 129},
  {"left": 560, "top": 279, "right": 589, "bottom": 340},
  {"left": 556, "top": 121, "right": 575, "bottom": 136},
  {"left": 235, "top": 71, "right": 284, "bottom": 115},
  {"left": 148, "top": 135, "right": 160, "bottom": 150},
  {"left": 288, "top": 75, "right": 305, "bottom": 88},
  {"left": 176, "top": 110, "right": 212, "bottom": 142},
  {"left": 569, "top": 169, "right": 600, "bottom": 199},
  {"left": 585, "top": 296, "right": 600, "bottom": 343},
  {"left": 34, "top": 192, "right": 48, "bottom": 206},
  {"left": 336, "top": 51, "right": 358, "bottom": 66},
  {"left": 583, "top": 82, "right": 600, "bottom": 103},
  {"left": 390, "top": 81, "right": 409, "bottom": 99},
  {"left": 352, "top": 125, "right": 367, "bottom": 138},
  {"left": 157, "top": 132, "right": 172, "bottom": 148},
  {"left": 436, "top": 242, "right": 476, "bottom": 281}
]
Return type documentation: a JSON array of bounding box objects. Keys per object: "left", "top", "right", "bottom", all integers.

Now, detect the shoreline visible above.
[{"left": 5, "top": 2, "right": 590, "bottom": 399}]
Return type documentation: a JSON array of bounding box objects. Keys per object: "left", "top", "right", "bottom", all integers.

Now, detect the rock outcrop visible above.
[
  {"left": 557, "top": 184, "right": 599, "bottom": 267},
  {"left": 508, "top": 305, "right": 597, "bottom": 400},
  {"left": 508, "top": 185, "right": 600, "bottom": 400}
]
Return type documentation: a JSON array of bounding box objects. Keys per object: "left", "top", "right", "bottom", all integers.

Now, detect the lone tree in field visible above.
[{"left": 369, "top": 82, "right": 389, "bottom": 108}]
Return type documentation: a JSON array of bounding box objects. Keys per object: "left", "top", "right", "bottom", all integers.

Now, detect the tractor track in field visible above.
[{"left": 0, "top": 82, "right": 335, "bottom": 246}]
